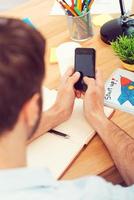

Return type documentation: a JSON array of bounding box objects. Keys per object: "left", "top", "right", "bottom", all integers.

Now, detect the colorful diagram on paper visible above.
[{"left": 118, "top": 76, "right": 134, "bottom": 105}]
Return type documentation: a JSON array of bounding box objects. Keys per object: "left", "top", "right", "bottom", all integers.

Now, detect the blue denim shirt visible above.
[{"left": 0, "top": 168, "right": 133, "bottom": 200}]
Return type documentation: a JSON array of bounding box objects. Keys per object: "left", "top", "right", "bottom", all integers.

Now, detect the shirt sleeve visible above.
[{"left": 57, "top": 176, "right": 134, "bottom": 200}]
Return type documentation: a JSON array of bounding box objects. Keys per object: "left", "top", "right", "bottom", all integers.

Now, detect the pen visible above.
[
  {"left": 48, "top": 129, "right": 70, "bottom": 139},
  {"left": 87, "top": 0, "right": 91, "bottom": 4},
  {"left": 82, "top": 4, "right": 89, "bottom": 14},
  {"left": 82, "top": 0, "right": 87, "bottom": 10}
]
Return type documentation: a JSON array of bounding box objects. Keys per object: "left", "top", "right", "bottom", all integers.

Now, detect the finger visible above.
[
  {"left": 81, "top": 93, "right": 84, "bottom": 99},
  {"left": 96, "top": 69, "right": 104, "bottom": 88},
  {"left": 62, "top": 67, "right": 74, "bottom": 82},
  {"left": 83, "top": 76, "right": 95, "bottom": 90},
  {"left": 75, "top": 90, "right": 81, "bottom": 98},
  {"left": 81, "top": 90, "right": 85, "bottom": 96},
  {"left": 68, "top": 71, "right": 80, "bottom": 86}
]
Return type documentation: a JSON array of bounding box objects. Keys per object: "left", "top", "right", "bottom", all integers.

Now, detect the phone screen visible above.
[
  {"left": 74, "top": 48, "right": 96, "bottom": 91},
  {"left": 75, "top": 54, "right": 95, "bottom": 78}
]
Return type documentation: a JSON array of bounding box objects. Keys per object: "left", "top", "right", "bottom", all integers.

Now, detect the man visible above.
[{"left": 0, "top": 17, "right": 133, "bottom": 200}]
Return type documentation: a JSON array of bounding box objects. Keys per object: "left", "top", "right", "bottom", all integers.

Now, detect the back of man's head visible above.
[{"left": 0, "top": 17, "right": 45, "bottom": 133}]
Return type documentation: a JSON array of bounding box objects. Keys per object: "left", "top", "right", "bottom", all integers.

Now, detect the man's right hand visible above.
[
  {"left": 83, "top": 69, "right": 107, "bottom": 130},
  {"left": 83, "top": 70, "right": 134, "bottom": 185}
]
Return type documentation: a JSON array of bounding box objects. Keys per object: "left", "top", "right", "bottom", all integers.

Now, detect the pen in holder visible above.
[{"left": 66, "top": 11, "right": 93, "bottom": 42}]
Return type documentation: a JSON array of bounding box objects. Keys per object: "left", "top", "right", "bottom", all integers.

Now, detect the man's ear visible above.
[{"left": 21, "top": 93, "right": 41, "bottom": 127}]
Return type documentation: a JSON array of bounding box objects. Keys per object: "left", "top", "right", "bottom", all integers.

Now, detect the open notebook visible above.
[{"left": 27, "top": 88, "right": 113, "bottom": 179}]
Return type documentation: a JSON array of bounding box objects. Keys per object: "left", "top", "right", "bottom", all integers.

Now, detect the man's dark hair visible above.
[{"left": 0, "top": 17, "right": 45, "bottom": 133}]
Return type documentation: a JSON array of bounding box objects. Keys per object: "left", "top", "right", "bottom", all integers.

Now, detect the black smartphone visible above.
[{"left": 74, "top": 48, "right": 96, "bottom": 91}]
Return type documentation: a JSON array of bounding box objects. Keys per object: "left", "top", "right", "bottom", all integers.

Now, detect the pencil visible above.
[
  {"left": 77, "top": 0, "right": 82, "bottom": 11},
  {"left": 57, "top": 0, "right": 78, "bottom": 16},
  {"left": 56, "top": 0, "right": 73, "bottom": 15},
  {"left": 58, "top": 0, "right": 66, "bottom": 10},
  {"left": 88, "top": 0, "right": 94, "bottom": 9},
  {"left": 75, "top": 0, "right": 78, "bottom": 7},
  {"left": 74, "top": 6, "right": 82, "bottom": 16}
]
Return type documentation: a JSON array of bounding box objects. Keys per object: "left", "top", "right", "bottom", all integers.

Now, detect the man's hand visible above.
[
  {"left": 83, "top": 70, "right": 134, "bottom": 185},
  {"left": 83, "top": 69, "right": 107, "bottom": 129},
  {"left": 29, "top": 67, "right": 80, "bottom": 142},
  {"left": 54, "top": 67, "right": 80, "bottom": 122}
]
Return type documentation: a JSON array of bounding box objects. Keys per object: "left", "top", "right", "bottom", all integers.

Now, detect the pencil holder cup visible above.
[{"left": 66, "top": 11, "right": 93, "bottom": 42}]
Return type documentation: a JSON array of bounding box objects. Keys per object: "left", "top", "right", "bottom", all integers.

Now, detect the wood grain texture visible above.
[{"left": 1, "top": 0, "right": 134, "bottom": 184}]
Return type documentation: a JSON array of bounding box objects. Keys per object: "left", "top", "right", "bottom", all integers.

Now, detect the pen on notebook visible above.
[{"left": 48, "top": 129, "right": 70, "bottom": 139}]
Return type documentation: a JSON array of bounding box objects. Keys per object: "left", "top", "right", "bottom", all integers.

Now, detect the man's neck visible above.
[{"left": 0, "top": 123, "right": 27, "bottom": 169}]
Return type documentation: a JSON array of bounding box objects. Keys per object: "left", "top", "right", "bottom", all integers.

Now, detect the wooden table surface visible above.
[{"left": 1, "top": 0, "right": 134, "bottom": 184}]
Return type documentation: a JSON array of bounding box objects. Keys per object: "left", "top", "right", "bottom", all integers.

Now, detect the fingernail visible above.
[{"left": 75, "top": 72, "right": 80, "bottom": 76}]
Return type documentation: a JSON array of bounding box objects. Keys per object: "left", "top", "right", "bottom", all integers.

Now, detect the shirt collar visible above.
[{"left": 0, "top": 167, "right": 55, "bottom": 192}]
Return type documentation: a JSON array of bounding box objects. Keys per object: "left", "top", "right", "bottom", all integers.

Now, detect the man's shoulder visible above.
[{"left": 0, "top": 168, "right": 134, "bottom": 200}]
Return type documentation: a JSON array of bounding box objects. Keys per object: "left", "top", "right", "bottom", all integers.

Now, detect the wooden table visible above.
[{"left": 1, "top": 0, "right": 134, "bottom": 184}]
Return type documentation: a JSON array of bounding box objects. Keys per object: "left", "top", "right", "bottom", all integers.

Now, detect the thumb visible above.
[
  {"left": 68, "top": 72, "right": 80, "bottom": 86},
  {"left": 83, "top": 76, "right": 95, "bottom": 89},
  {"left": 83, "top": 76, "right": 90, "bottom": 85}
]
